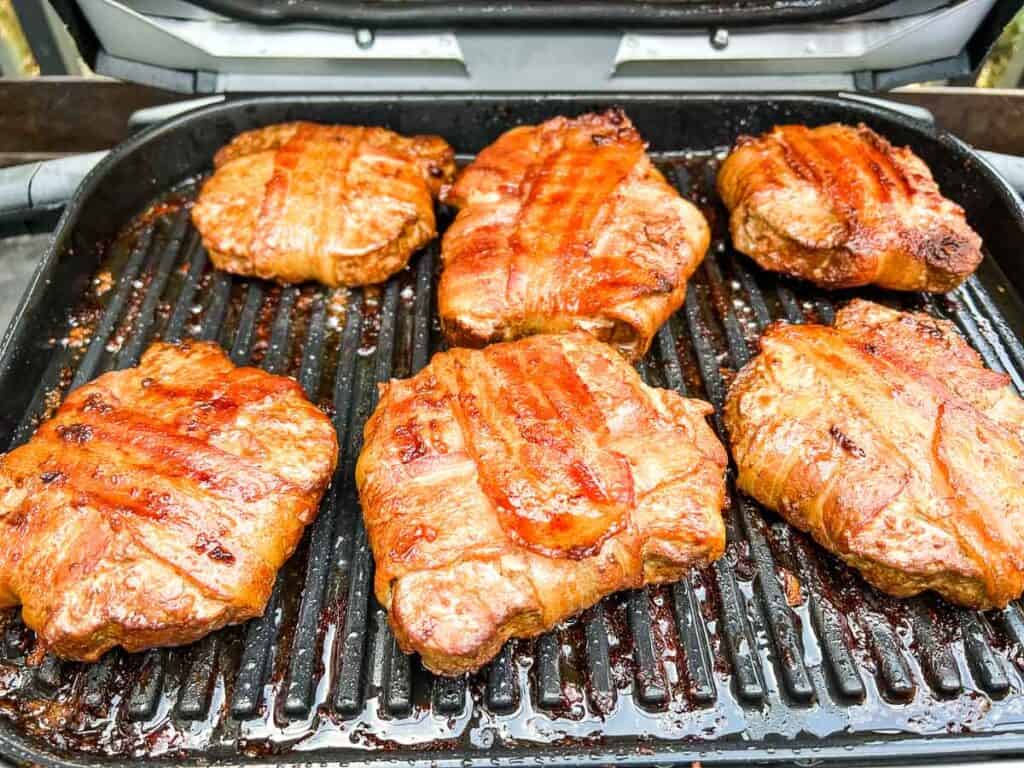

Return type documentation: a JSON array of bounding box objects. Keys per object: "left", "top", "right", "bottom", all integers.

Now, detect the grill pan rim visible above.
[{"left": 2, "top": 93, "right": 1024, "bottom": 767}]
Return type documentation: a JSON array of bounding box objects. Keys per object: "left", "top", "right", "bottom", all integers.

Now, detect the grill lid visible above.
[
  {"left": 177, "top": 0, "right": 897, "bottom": 28},
  {"left": 71, "top": 0, "right": 1019, "bottom": 93}
]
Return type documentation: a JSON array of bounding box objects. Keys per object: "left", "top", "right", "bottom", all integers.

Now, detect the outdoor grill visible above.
[
  {"left": 0, "top": 94, "right": 1023, "bottom": 766},
  {"left": 2, "top": 1, "right": 1024, "bottom": 766}
]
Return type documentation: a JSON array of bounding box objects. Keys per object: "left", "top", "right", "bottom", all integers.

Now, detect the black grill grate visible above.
[{"left": 3, "top": 151, "right": 1024, "bottom": 763}]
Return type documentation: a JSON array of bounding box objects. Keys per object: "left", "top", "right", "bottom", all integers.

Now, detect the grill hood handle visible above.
[
  {"left": 977, "top": 150, "right": 1024, "bottom": 201},
  {"left": 0, "top": 152, "right": 108, "bottom": 225},
  {"left": 0, "top": 96, "right": 224, "bottom": 225}
]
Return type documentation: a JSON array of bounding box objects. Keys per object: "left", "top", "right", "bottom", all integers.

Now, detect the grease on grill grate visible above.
[{"left": 2, "top": 153, "right": 1024, "bottom": 761}]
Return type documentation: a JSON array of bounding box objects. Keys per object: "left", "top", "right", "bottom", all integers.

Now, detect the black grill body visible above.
[{"left": 2, "top": 95, "right": 1024, "bottom": 766}]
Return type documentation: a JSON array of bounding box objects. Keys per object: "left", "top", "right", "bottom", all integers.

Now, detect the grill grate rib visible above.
[
  {"left": 126, "top": 648, "right": 167, "bottom": 721},
  {"left": 962, "top": 612, "right": 1010, "bottom": 695},
  {"left": 332, "top": 280, "right": 401, "bottom": 716},
  {"left": 654, "top": 325, "right": 718, "bottom": 704},
  {"left": 583, "top": 603, "right": 616, "bottom": 713},
  {"left": 230, "top": 286, "right": 302, "bottom": 717},
  {"left": 117, "top": 210, "right": 190, "bottom": 368},
  {"left": 433, "top": 675, "right": 466, "bottom": 714},
  {"left": 681, "top": 289, "right": 767, "bottom": 701},
  {"left": 177, "top": 635, "right": 219, "bottom": 719},
  {"left": 689, "top": 258, "right": 815, "bottom": 704},
  {"left": 69, "top": 225, "right": 155, "bottom": 391},
  {"left": 628, "top": 588, "right": 669, "bottom": 705},
  {"left": 5, "top": 149, "right": 1024, "bottom": 764},
  {"left": 283, "top": 290, "right": 361, "bottom": 717},
  {"left": 535, "top": 633, "right": 563, "bottom": 709},
  {"left": 487, "top": 645, "right": 517, "bottom": 712}
]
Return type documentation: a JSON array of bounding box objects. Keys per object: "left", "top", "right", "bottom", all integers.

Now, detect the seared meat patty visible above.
[
  {"left": 0, "top": 342, "right": 338, "bottom": 660},
  {"left": 439, "top": 110, "right": 710, "bottom": 360},
  {"left": 725, "top": 300, "right": 1024, "bottom": 609},
  {"left": 192, "top": 121, "right": 455, "bottom": 287},
  {"left": 357, "top": 332, "right": 727, "bottom": 674},
  {"left": 717, "top": 123, "right": 982, "bottom": 292}
]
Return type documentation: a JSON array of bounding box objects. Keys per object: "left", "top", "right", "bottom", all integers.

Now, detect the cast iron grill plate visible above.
[{"left": 2, "top": 96, "right": 1024, "bottom": 766}]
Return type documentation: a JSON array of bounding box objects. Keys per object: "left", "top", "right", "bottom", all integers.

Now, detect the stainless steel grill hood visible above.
[{"left": 75, "top": 0, "right": 1015, "bottom": 93}]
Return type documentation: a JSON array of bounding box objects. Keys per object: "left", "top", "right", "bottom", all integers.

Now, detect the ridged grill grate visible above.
[{"left": 2, "top": 152, "right": 1024, "bottom": 763}]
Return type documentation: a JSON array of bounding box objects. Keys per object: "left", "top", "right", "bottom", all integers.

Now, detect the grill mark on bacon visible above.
[
  {"left": 856, "top": 125, "right": 914, "bottom": 200},
  {"left": 56, "top": 412, "right": 296, "bottom": 502},
  {"left": 319, "top": 126, "right": 362, "bottom": 283},
  {"left": 829, "top": 425, "right": 865, "bottom": 458},
  {"left": 393, "top": 420, "right": 430, "bottom": 465},
  {"left": 194, "top": 533, "right": 236, "bottom": 564},
  {"left": 127, "top": 372, "right": 298, "bottom": 435},
  {"left": 512, "top": 117, "right": 643, "bottom": 316},
  {"left": 457, "top": 342, "right": 632, "bottom": 559},
  {"left": 786, "top": 128, "right": 860, "bottom": 229}
]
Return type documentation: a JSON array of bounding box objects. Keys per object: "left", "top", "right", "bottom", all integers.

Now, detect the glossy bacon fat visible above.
[
  {"left": 192, "top": 121, "right": 455, "bottom": 287},
  {"left": 0, "top": 342, "right": 338, "bottom": 660},
  {"left": 717, "top": 123, "right": 982, "bottom": 291},
  {"left": 439, "top": 110, "right": 710, "bottom": 360},
  {"left": 357, "top": 332, "right": 727, "bottom": 674},
  {"left": 725, "top": 300, "right": 1024, "bottom": 609}
]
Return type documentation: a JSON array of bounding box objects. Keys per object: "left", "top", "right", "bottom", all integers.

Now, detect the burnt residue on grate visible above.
[{"left": 2, "top": 155, "right": 1024, "bottom": 763}]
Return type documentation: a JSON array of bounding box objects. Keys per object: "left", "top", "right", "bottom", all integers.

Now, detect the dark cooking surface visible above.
[{"left": 2, "top": 96, "right": 1024, "bottom": 766}]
